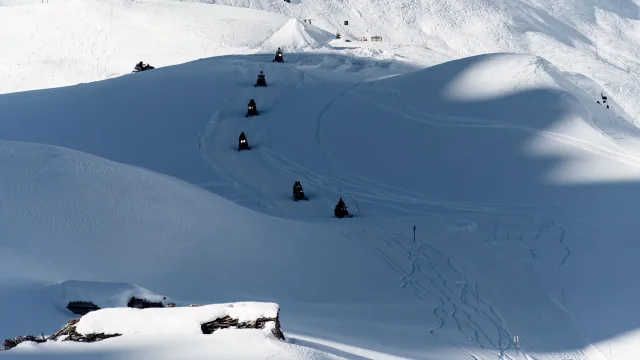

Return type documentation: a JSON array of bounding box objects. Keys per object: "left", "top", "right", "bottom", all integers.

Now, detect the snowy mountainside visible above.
[
  {"left": 0, "top": 0, "right": 326, "bottom": 93},
  {"left": 2, "top": 0, "right": 640, "bottom": 358},
  {"left": 188, "top": 0, "right": 640, "bottom": 128},
  {"left": 2, "top": 50, "right": 640, "bottom": 359}
]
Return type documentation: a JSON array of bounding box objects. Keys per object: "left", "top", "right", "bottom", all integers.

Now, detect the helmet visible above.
[{"left": 260, "top": 71, "right": 263, "bottom": 74}]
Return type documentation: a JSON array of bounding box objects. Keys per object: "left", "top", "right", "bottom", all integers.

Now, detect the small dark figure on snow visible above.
[
  {"left": 334, "top": 197, "right": 350, "bottom": 218},
  {"left": 238, "top": 131, "right": 251, "bottom": 151},
  {"left": 293, "top": 181, "right": 307, "bottom": 200},
  {"left": 255, "top": 71, "right": 267, "bottom": 87},
  {"left": 246, "top": 99, "right": 259, "bottom": 117},
  {"left": 133, "top": 61, "right": 154, "bottom": 73},
  {"left": 273, "top": 48, "right": 284, "bottom": 63}
]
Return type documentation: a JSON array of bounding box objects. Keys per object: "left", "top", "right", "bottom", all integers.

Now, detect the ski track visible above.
[
  {"left": 196, "top": 57, "right": 582, "bottom": 360},
  {"left": 358, "top": 85, "right": 640, "bottom": 171},
  {"left": 343, "top": 227, "right": 515, "bottom": 358},
  {"left": 200, "top": 59, "right": 296, "bottom": 210},
  {"left": 313, "top": 78, "right": 366, "bottom": 215}
]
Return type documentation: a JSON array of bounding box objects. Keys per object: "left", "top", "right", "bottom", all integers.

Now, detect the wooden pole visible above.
[{"left": 413, "top": 225, "right": 416, "bottom": 243}]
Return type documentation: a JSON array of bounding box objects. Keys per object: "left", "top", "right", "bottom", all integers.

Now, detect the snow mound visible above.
[
  {"left": 50, "top": 280, "right": 168, "bottom": 311},
  {"left": 261, "top": 18, "right": 334, "bottom": 52},
  {"left": 74, "top": 302, "right": 279, "bottom": 335}
]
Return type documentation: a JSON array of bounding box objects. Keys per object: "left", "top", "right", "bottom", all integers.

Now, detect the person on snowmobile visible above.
[
  {"left": 135, "top": 61, "right": 144, "bottom": 72},
  {"left": 334, "top": 197, "right": 349, "bottom": 217},
  {"left": 238, "top": 131, "right": 250, "bottom": 150},
  {"left": 246, "top": 99, "right": 258, "bottom": 117},
  {"left": 273, "top": 48, "right": 284, "bottom": 62},
  {"left": 293, "top": 181, "right": 302, "bottom": 192},
  {"left": 293, "top": 181, "right": 307, "bottom": 200},
  {"left": 256, "top": 71, "right": 267, "bottom": 87}
]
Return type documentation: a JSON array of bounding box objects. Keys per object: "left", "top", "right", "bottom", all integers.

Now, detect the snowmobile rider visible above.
[
  {"left": 274, "top": 48, "right": 284, "bottom": 61},
  {"left": 293, "top": 181, "right": 303, "bottom": 193},
  {"left": 135, "top": 61, "right": 144, "bottom": 71},
  {"left": 256, "top": 71, "right": 267, "bottom": 86},
  {"left": 238, "top": 131, "right": 250, "bottom": 150},
  {"left": 335, "top": 197, "right": 346, "bottom": 210}
]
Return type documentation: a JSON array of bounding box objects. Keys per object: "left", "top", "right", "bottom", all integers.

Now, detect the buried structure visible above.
[{"left": 3, "top": 302, "right": 284, "bottom": 350}]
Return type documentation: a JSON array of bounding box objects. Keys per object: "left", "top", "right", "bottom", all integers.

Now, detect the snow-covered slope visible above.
[
  {"left": 175, "top": 0, "right": 640, "bottom": 128},
  {"left": 3, "top": 0, "right": 640, "bottom": 359},
  {"left": 0, "top": 0, "right": 294, "bottom": 93},
  {"left": 2, "top": 49, "right": 640, "bottom": 359}
]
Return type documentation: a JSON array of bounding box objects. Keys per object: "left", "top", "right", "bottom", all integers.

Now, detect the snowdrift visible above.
[
  {"left": 307, "top": 53, "right": 640, "bottom": 222},
  {"left": 74, "top": 302, "right": 279, "bottom": 335},
  {"left": 260, "top": 18, "right": 334, "bottom": 52},
  {"left": 3, "top": 303, "right": 343, "bottom": 360}
]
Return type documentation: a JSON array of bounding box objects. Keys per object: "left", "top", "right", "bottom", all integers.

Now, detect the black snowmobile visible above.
[
  {"left": 246, "top": 99, "right": 259, "bottom": 117},
  {"left": 255, "top": 71, "right": 267, "bottom": 87},
  {"left": 334, "top": 197, "right": 352, "bottom": 218},
  {"left": 238, "top": 131, "right": 251, "bottom": 151},
  {"left": 293, "top": 181, "right": 308, "bottom": 201},
  {"left": 273, "top": 48, "right": 284, "bottom": 63},
  {"left": 133, "top": 61, "right": 155, "bottom": 73}
]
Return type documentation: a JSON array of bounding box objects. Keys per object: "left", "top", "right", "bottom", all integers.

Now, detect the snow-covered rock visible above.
[{"left": 74, "top": 302, "right": 280, "bottom": 336}]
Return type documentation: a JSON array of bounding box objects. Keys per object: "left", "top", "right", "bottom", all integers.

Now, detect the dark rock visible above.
[
  {"left": 67, "top": 301, "right": 101, "bottom": 315},
  {"left": 3, "top": 335, "right": 46, "bottom": 350},
  {"left": 200, "top": 310, "right": 285, "bottom": 340},
  {"left": 48, "top": 318, "right": 120, "bottom": 343},
  {"left": 127, "top": 296, "right": 163, "bottom": 309}
]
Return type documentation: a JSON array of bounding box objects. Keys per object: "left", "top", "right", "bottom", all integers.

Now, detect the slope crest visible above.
[{"left": 261, "top": 18, "right": 334, "bottom": 52}]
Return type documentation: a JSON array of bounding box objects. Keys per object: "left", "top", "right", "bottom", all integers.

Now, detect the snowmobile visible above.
[
  {"left": 246, "top": 99, "right": 259, "bottom": 117},
  {"left": 334, "top": 197, "right": 352, "bottom": 218},
  {"left": 273, "top": 49, "right": 284, "bottom": 63},
  {"left": 334, "top": 205, "right": 351, "bottom": 218},
  {"left": 133, "top": 62, "right": 154, "bottom": 73},
  {"left": 255, "top": 71, "right": 267, "bottom": 87},
  {"left": 238, "top": 131, "right": 251, "bottom": 151},
  {"left": 293, "top": 181, "right": 308, "bottom": 201}
]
